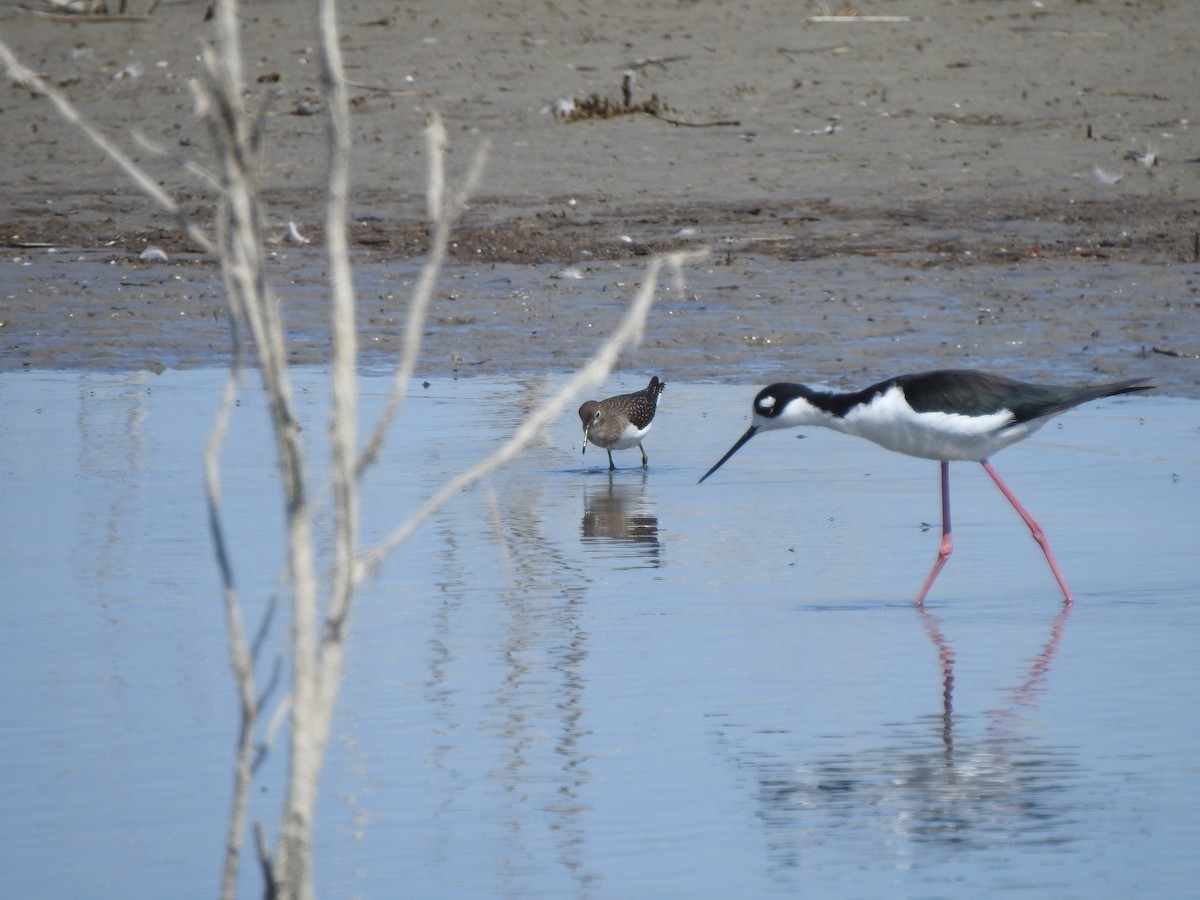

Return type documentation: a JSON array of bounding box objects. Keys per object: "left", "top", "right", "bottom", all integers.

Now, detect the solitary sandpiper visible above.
[
  {"left": 579, "top": 376, "right": 666, "bottom": 470},
  {"left": 699, "top": 368, "right": 1151, "bottom": 604}
]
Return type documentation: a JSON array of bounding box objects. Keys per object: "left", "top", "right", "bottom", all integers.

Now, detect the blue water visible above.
[{"left": 1, "top": 370, "right": 1197, "bottom": 898}]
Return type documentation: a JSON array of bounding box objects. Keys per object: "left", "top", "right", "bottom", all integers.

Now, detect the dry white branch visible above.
[
  {"left": 196, "top": 3, "right": 323, "bottom": 896},
  {"left": 131, "top": 129, "right": 223, "bottom": 193},
  {"left": 270, "top": 1, "right": 357, "bottom": 893},
  {"left": 0, "top": 41, "right": 216, "bottom": 255},
  {"left": 206, "top": 363, "right": 260, "bottom": 900},
  {"left": 356, "top": 118, "right": 491, "bottom": 478}
]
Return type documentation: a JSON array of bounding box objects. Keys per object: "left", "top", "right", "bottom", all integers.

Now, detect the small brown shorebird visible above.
[
  {"left": 579, "top": 376, "right": 666, "bottom": 470},
  {"left": 699, "top": 369, "right": 1152, "bottom": 604}
]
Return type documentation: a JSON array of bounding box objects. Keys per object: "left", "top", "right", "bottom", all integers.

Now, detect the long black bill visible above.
[{"left": 698, "top": 425, "right": 759, "bottom": 483}]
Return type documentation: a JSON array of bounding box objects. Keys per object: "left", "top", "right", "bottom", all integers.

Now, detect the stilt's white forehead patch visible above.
[{"left": 756, "top": 395, "right": 776, "bottom": 411}]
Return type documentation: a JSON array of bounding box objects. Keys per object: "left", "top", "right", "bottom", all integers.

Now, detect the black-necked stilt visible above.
[
  {"left": 699, "top": 369, "right": 1152, "bottom": 604},
  {"left": 579, "top": 376, "right": 666, "bottom": 470}
]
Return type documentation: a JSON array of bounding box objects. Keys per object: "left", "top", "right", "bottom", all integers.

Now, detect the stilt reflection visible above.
[
  {"left": 714, "top": 602, "right": 1079, "bottom": 883},
  {"left": 918, "top": 601, "right": 1073, "bottom": 756}
]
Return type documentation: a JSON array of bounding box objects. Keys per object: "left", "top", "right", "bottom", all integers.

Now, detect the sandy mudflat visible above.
[{"left": 1, "top": 0, "right": 1198, "bottom": 392}]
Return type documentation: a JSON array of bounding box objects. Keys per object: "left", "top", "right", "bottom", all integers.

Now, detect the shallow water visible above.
[{"left": 2, "top": 370, "right": 1197, "bottom": 898}]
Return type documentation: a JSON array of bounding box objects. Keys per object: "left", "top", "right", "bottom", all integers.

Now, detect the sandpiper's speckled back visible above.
[
  {"left": 606, "top": 376, "right": 664, "bottom": 431},
  {"left": 579, "top": 377, "right": 666, "bottom": 468}
]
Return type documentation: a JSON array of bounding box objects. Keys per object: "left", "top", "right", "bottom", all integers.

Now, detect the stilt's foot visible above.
[
  {"left": 916, "top": 461, "right": 954, "bottom": 606},
  {"left": 915, "top": 533, "right": 953, "bottom": 606},
  {"left": 980, "top": 459, "right": 1074, "bottom": 604}
]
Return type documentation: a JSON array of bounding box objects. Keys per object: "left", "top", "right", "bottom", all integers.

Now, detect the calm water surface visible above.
[{"left": 2, "top": 370, "right": 1197, "bottom": 898}]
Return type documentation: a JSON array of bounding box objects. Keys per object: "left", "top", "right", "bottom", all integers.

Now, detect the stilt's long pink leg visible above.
[
  {"left": 915, "top": 461, "right": 954, "bottom": 606},
  {"left": 980, "top": 459, "right": 1074, "bottom": 605}
]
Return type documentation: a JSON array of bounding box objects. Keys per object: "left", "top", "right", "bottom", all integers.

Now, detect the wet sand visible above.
[{"left": 2, "top": 0, "right": 1198, "bottom": 392}]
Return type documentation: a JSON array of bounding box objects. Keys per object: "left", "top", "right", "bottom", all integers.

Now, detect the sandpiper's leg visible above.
[
  {"left": 639, "top": 442, "right": 648, "bottom": 469},
  {"left": 606, "top": 449, "right": 616, "bottom": 471},
  {"left": 980, "top": 460, "right": 1073, "bottom": 604},
  {"left": 915, "top": 461, "right": 954, "bottom": 606}
]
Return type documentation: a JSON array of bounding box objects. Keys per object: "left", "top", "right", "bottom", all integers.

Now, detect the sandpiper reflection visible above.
[{"left": 580, "top": 473, "right": 661, "bottom": 566}]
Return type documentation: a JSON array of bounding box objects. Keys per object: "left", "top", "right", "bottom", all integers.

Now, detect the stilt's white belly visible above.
[{"left": 839, "top": 391, "right": 1048, "bottom": 461}]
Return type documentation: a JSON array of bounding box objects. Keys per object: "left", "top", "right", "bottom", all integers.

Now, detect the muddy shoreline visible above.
[{"left": 2, "top": 0, "right": 1198, "bottom": 392}]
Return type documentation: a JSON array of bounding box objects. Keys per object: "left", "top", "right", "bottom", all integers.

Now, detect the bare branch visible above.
[
  {"left": 207, "top": 364, "right": 260, "bottom": 900},
  {"left": 0, "top": 40, "right": 216, "bottom": 255},
  {"left": 203, "top": 284, "right": 256, "bottom": 900},
  {"left": 356, "top": 119, "right": 491, "bottom": 478},
  {"left": 199, "top": 2, "right": 323, "bottom": 894},
  {"left": 318, "top": 0, "right": 359, "bottom": 644},
  {"left": 253, "top": 693, "right": 292, "bottom": 775},
  {"left": 131, "top": 129, "right": 223, "bottom": 193},
  {"left": 253, "top": 822, "right": 276, "bottom": 898}
]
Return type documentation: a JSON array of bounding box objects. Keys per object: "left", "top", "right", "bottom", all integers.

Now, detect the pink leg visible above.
[
  {"left": 915, "top": 461, "right": 954, "bottom": 606},
  {"left": 980, "top": 459, "right": 1074, "bottom": 605}
]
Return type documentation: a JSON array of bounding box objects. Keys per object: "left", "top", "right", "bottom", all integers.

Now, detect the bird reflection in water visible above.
[
  {"left": 580, "top": 473, "right": 661, "bottom": 566},
  {"left": 918, "top": 600, "right": 1072, "bottom": 758},
  {"left": 715, "top": 601, "right": 1078, "bottom": 877}
]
